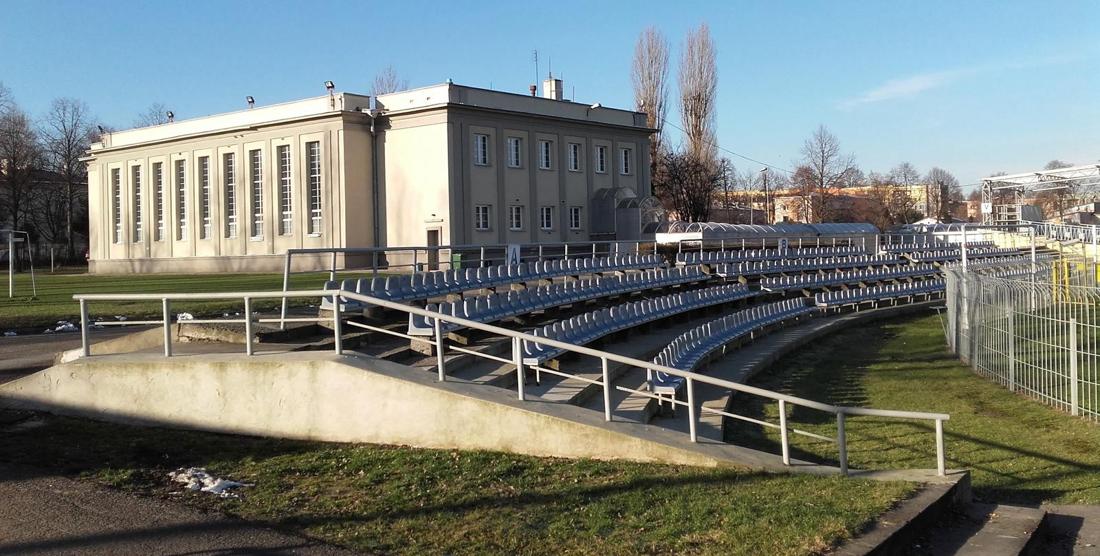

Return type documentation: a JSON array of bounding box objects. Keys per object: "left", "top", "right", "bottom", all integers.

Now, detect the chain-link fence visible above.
[{"left": 945, "top": 258, "right": 1100, "bottom": 421}]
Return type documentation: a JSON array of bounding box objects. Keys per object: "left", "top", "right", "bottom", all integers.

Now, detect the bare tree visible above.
[
  {"left": 794, "top": 125, "right": 856, "bottom": 223},
  {"left": 371, "top": 66, "right": 409, "bottom": 97},
  {"left": 678, "top": 24, "right": 718, "bottom": 167},
  {"left": 654, "top": 149, "right": 727, "bottom": 222},
  {"left": 0, "top": 106, "right": 44, "bottom": 234},
  {"left": 41, "top": 97, "right": 95, "bottom": 260},
  {"left": 632, "top": 27, "right": 670, "bottom": 179},
  {"left": 0, "top": 82, "right": 11, "bottom": 115},
  {"left": 134, "top": 102, "right": 170, "bottom": 127}
]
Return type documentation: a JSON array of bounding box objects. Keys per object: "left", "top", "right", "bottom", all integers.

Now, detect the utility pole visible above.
[{"left": 760, "top": 167, "right": 770, "bottom": 224}]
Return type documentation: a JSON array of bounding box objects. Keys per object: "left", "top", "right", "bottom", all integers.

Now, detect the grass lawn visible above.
[
  {"left": 0, "top": 414, "right": 916, "bottom": 555},
  {"left": 726, "top": 313, "right": 1100, "bottom": 505},
  {"left": 0, "top": 270, "right": 350, "bottom": 330}
]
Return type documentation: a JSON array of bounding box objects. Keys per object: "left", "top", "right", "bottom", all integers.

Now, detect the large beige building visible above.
[{"left": 84, "top": 80, "right": 655, "bottom": 273}]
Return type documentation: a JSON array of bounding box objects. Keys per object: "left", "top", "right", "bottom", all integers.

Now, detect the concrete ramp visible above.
[{"left": 0, "top": 351, "right": 794, "bottom": 470}]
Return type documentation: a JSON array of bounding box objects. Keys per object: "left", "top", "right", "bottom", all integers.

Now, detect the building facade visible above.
[{"left": 84, "top": 81, "right": 654, "bottom": 273}]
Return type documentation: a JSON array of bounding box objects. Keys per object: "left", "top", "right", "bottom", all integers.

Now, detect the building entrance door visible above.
[{"left": 426, "top": 229, "right": 440, "bottom": 270}]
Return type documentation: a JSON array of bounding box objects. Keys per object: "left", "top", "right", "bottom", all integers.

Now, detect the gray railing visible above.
[{"left": 73, "top": 288, "right": 950, "bottom": 476}]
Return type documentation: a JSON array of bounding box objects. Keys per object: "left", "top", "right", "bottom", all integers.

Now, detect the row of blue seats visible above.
[
  {"left": 882, "top": 241, "right": 996, "bottom": 253},
  {"left": 942, "top": 254, "right": 1054, "bottom": 272},
  {"left": 909, "top": 248, "right": 1020, "bottom": 263},
  {"left": 405, "top": 266, "right": 708, "bottom": 335},
  {"left": 714, "top": 254, "right": 905, "bottom": 277},
  {"left": 814, "top": 279, "right": 945, "bottom": 308},
  {"left": 320, "top": 254, "right": 665, "bottom": 306},
  {"left": 520, "top": 284, "right": 757, "bottom": 366},
  {"left": 759, "top": 263, "right": 939, "bottom": 292},
  {"left": 649, "top": 298, "right": 816, "bottom": 399},
  {"left": 675, "top": 246, "right": 865, "bottom": 265}
]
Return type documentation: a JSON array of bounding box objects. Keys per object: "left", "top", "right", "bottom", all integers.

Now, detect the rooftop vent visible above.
[{"left": 542, "top": 76, "right": 563, "bottom": 101}]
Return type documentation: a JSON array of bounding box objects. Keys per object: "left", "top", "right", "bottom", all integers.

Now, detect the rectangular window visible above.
[
  {"left": 474, "top": 205, "right": 491, "bottom": 231},
  {"left": 538, "top": 140, "right": 552, "bottom": 170},
  {"left": 306, "top": 141, "right": 322, "bottom": 235},
  {"left": 198, "top": 156, "right": 211, "bottom": 239},
  {"left": 249, "top": 149, "right": 263, "bottom": 239},
  {"left": 506, "top": 137, "right": 522, "bottom": 168},
  {"left": 131, "top": 165, "right": 142, "bottom": 242},
  {"left": 569, "top": 206, "right": 582, "bottom": 230},
  {"left": 540, "top": 206, "right": 554, "bottom": 231},
  {"left": 111, "top": 168, "right": 122, "bottom": 244},
  {"left": 595, "top": 145, "right": 607, "bottom": 173},
  {"left": 620, "top": 147, "right": 633, "bottom": 175},
  {"left": 153, "top": 162, "right": 164, "bottom": 241},
  {"left": 473, "top": 134, "right": 489, "bottom": 166},
  {"left": 223, "top": 153, "right": 237, "bottom": 238},
  {"left": 174, "top": 159, "right": 188, "bottom": 240},
  {"left": 277, "top": 145, "right": 292, "bottom": 236},
  {"left": 508, "top": 205, "right": 524, "bottom": 231},
  {"left": 568, "top": 143, "right": 581, "bottom": 172}
]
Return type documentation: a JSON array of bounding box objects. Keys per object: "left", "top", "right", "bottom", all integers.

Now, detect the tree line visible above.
[{"left": 630, "top": 27, "right": 966, "bottom": 230}]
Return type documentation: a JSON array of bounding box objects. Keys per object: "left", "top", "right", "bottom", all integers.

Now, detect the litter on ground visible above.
[{"left": 168, "top": 467, "right": 252, "bottom": 497}]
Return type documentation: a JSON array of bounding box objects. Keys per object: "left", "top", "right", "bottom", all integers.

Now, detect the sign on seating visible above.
[{"left": 506, "top": 244, "right": 521, "bottom": 265}]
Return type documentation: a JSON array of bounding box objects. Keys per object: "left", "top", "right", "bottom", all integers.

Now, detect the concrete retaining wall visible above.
[{"left": 0, "top": 351, "right": 737, "bottom": 468}]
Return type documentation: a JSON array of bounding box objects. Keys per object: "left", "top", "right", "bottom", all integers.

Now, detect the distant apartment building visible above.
[{"left": 83, "top": 79, "right": 655, "bottom": 273}]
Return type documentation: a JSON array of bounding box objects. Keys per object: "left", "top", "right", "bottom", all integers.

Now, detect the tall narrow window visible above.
[
  {"left": 506, "top": 137, "right": 522, "bottom": 168},
  {"left": 153, "top": 162, "right": 164, "bottom": 241},
  {"left": 111, "top": 168, "right": 122, "bottom": 244},
  {"left": 540, "top": 206, "right": 554, "bottom": 230},
  {"left": 249, "top": 149, "right": 263, "bottom": 239},
  {"left": 198, "top": 156, "right": 211, "bottom": 239},
  {"left": 595, "top": 145, "right": 607, "bottom": 173},
  {"left": 474, "top": 205, "right": 491, "bottom": 231},
  {"left": 473, "top": 134, "right": 489, "bottom": 166},
  {"left": 174, "top": 160, "right": 188, "bottom": 240},
  {"left": 538, "top": 140, "right": 552, "bottom": 169},
  {"left": 223, "top": 153, "right": 237, "bottom": 238},
  {"left": 306, "top": 141, "right": 322, "bottom": 235},
  {"left": 569, "top": 206, "right": 582, "bottom": 230},
  {"left": 131, "top": 165, "right": 143, "bottom": 242},
  {"left": 508, "top": 205, "right": 524, "bottom": 231},
  {"left": 620, "top": 147, "right": 632, "bottom": 175},
  {"left": 277, "top": 145, "right": 292, "bottom": 236},
  {"left": 568, "top": 143, "right": 581, "bottom": 171}
]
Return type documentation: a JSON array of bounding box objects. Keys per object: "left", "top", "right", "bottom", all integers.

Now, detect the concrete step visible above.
[
  {"left": 1029, "top": 504, "right": 1100, "bottom": 555},
  {"left": 911, "top": 503, "right": 1046, "bottom": 555}
]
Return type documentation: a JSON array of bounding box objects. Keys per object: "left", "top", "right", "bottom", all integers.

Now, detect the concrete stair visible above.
[{"left": 904, "top": 503, "right": 1047, "bottom": 555}]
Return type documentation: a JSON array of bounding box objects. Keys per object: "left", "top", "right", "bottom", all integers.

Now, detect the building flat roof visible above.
[{"left": 90, "top": 82, "right": 650, "bottom": 155}]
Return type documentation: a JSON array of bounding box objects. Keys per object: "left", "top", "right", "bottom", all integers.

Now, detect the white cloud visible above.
[{"left": 838, "top": 70, "right": 960, "bottom": 110}]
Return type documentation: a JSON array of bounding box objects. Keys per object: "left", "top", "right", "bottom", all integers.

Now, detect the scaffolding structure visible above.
[{"left": 981, "top": 164, "right": 1100, "bottom": 225}]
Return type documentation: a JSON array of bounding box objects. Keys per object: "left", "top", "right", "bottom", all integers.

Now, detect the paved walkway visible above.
[{"left": 0, "top": 464, "right": 353, "bottom": 555}]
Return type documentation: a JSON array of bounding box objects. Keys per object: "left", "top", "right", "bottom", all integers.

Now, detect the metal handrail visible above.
[{"left": 73, "top": 287, "right": 950, "bottom": 476}]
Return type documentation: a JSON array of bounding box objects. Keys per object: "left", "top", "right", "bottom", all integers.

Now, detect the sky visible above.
[{"left": 1, "top": 0, "right": 1098, "bottom": 189}]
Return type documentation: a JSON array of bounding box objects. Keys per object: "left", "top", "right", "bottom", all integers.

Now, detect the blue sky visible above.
[{"left": 2, "top": 0, "right": 1097, "bottom": 188}]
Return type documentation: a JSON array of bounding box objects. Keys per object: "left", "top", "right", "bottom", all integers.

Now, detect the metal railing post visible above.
[
  {"left": 332, "top": 294, "right": 343, "bottom": 355},
  {"left": 1070, "top": 316, "right": 1079, "bottom": 416},
  {"left": 162, "top": 298, "right": 172, "bottom": 357},
  {"left": 79, "top": 298, "right": 90, "bottom": 357},
  {"left": 778, "top": 399, "right": 790, "bottom": 466},
  {"left": 935, "top": 418, "right": 946, "bottom": 476},
  {"left": 279, "top": 252, "right": 291, "bottom": 330},
  {"left": 434, "top": 319, "right": 445, "bottom": 381},
  {"left": 480, "top": 246, "right": 486, "bottom": 266},
  {"left": 330, "top": 251, "right": 337, "bottom": 282},
  {"left": 1007, "top": 304, "right": 1016, "bottom": 391},
  {"left": 686, "top": 376, "right": 697, "bottom": 442},
  {"left": 837, "top": 412, "right": 848, "bottom": 475},
  {"left": 513, "top": 337, "right": 525, "bottom": 400},
  {"left": 244, "top": 297, "right": 254, "bottom": 356},
  {"left": 601, "top": 357, "right": 612, "bottom": 421}
]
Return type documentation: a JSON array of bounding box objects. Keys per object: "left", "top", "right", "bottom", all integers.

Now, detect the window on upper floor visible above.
[
  {"left": 474, "top": 134, "right": 490, "bottom": 166},
  {"left": 540, "top": 206, "right": 554, "bottom": 231},
  {"left": 569, "top": 206, "right": 582, "bottom": 230},
  {"left": 568, "top": 143, "right": 581, "bottom": 172},
  {"left": 620, "top": 147, "right": 633, "bottom": 175},
  {"left": 507, "top": 137, "right": 522, "bottom": 168},
  {"left": 538, "top": 140, "right": 552, "bottom": 170},
  {"left": 508, "top": 205, "right": 524, "bottom": 231},
  {"left": 474, "top": 205, "right": 491, "bottom": 231},
  {"left": 595, "top": 145, "right": 607, "bottom": 174}
]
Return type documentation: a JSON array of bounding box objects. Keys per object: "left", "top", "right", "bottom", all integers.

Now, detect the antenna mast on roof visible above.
[{"left": 533, "top": 50, "right": 539, "bottom": 87}]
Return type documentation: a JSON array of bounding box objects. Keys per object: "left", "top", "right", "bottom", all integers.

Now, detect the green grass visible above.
[
  {"left": 0, "top": 270, "right": 354, "bottom": 330},
  {"left": 726, "top": 313, "right": 1100, "bottom": 505},
  {"left": 0, "top": 414, "right": 916, "bottom": 555}
]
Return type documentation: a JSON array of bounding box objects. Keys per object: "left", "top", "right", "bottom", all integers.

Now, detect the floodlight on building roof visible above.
[
  {"left": 166, "top": 111, "right": 174, "bottom": 123},
  {"left": 246, "top": 96, "right": 255, "bottom": 108},
  {"left": 590, "top": 103, "right": 602, "bottom": 109},
  {"left": 324, "top": 80, "right": 335, "bottom": 91}
]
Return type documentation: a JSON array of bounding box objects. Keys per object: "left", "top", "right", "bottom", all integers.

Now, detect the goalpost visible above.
[{"left": 2, "top": 229, "right": 37, "bottom": 299}]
